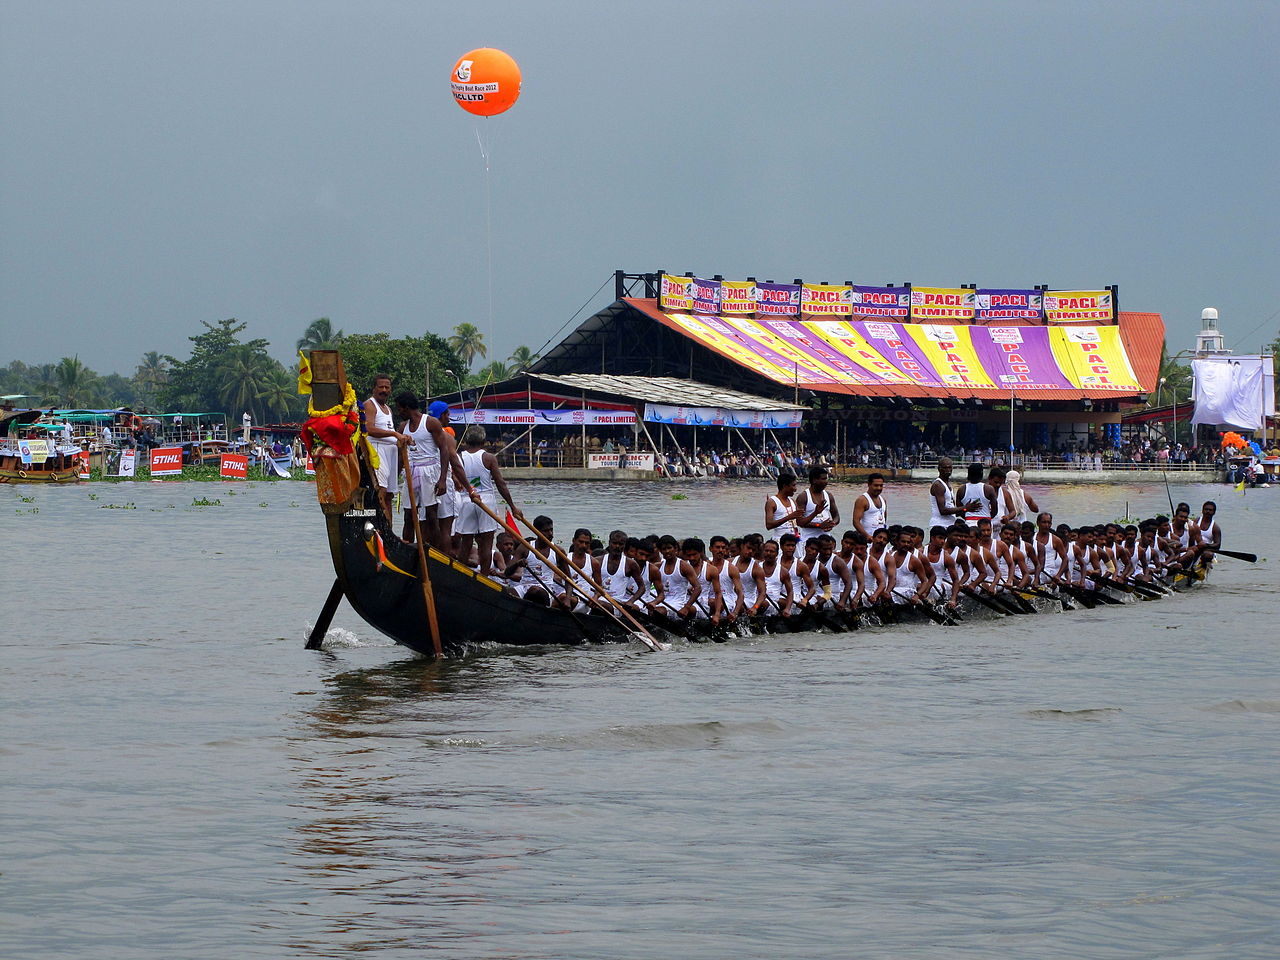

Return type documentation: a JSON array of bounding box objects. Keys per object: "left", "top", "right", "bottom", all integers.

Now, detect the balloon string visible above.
[{"left": 475, "top": 122, "right": 494, "bottom": 354}]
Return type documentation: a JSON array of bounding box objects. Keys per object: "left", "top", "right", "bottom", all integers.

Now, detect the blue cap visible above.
[{"left": 428, "top": 401, "right": 450, "bottom": 419}]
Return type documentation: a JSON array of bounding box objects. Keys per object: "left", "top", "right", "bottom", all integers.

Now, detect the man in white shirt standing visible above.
[{"left": 362, "top": 373, "right": 408, "bottom": 518}]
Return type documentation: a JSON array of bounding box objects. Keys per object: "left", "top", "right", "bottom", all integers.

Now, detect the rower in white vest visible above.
[{"left": 851, "top": 473, "right": 889, "bottom": 540}]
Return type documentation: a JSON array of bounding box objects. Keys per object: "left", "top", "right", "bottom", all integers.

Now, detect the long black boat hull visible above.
[{"left": 327, "top": 505, "right": 630, "bottom": 657}]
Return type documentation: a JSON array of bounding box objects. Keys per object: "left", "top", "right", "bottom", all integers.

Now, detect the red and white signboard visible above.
[
  {"left": 305, "top": 455, "right": 315, "bottom": 476},
  {"left": 220, "top": 453, "right": 248, "bottom": 480},
  {"left": 76, "top": 451, "right": 91, "bottom": 480},
  {"left": 117, "top": 448, "right": 136, "bottom": 477},
  {"left": 149, "top": 446, "right": 183, "bottom": 477}
]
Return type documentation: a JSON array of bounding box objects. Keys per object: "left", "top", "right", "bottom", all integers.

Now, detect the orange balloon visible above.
[{"left": 451, "top": 48, "right": 521, "bottom": 117}]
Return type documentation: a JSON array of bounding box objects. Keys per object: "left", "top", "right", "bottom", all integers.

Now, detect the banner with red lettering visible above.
[
  {"left": 720, "top": 281, "right": 757, "bottom": 314},
  {"left": 970, "top": 326, "right": 1073, "bottom": 389},
  {"left": 851, "top": 285, "right": 910, "bottom": 318},
  {"left": 909, "top": 287, "right": 976, "bottom": 321},
  {"left": 850, "top": 321, "right": 945, "bottom": 387},
  {"left": 659, "top": 274, "right": 694, "bottom": 311},
  {"left": 905, "top": 325, "right": 996, "bottom": 389},
  {"left": 692, "top": 277, "right": 721, "bottom": 314},
  {"left": 975, "top": 289, "right": 1043, "bottom": 321},
  {"left": 220, "top": 453, "right": 249, "bottom": 480},
  {"left": 1043, "top": 290, "right": 1114, "bottom": 323},
  {"left": 801, "top": 283, "right": 852, "bottom": 316},
  {"left": 1049, "top": 326, "right": 1140, "bottom": 391},
  {"left": 655, "top": 311, "right": 1144, "bottom": 396},
  {"left": 755, "top": 281, "right": 800, "bottom": 316}
]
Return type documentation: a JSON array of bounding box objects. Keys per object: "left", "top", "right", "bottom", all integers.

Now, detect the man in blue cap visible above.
[
  {"left": 396, "top": 394, "right": 467, "bottom": 551},
  {"left": 427, "top": 400, "right": 465, "bottom": 553}
]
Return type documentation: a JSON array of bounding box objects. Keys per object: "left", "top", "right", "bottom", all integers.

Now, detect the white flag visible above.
[{"left": 1191, "top": 356, "right": 1274, "bottom": 430}]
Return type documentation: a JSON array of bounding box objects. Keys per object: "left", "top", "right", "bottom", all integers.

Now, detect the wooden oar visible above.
[
  {"left": 1100, "top": 575, "right": 1165, "bottom": 600},
  {"left": 477, "top": 499, "right": 666, "bottom": 653},
  {"left": 1070, "top": 578, "right": 1121, "bottom": 609},
  {"left": 892, "top": 590, "right": 956, "bottom": 625},
  {"left": 305, "top": 578, "right": 345, "bottom": 650},
  {"left": 1005, "top": 585, "right": 1038, "bottom": 613},
  {"left": 960, "top": 585, "right": 1010, "bottom": 615},
  {"left": 1020, "top": 584, "right": 1077, "bottom": 610},
  {"left": 975, "top": 583, "right": 1025, "bottom": 614},
  {"left": 1202, "top": 547, "right": 1257, "bottom": 563},
  {"left": 520, "top": 563, "right": 598, "bottom": 644},
  {"left": 398, "top": 443, "right": 443, "bottom": 658}
]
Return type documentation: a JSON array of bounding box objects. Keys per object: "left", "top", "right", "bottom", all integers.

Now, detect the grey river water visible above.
[{"left": 2, "top": 478, "right": 1277, "bottom": 959}]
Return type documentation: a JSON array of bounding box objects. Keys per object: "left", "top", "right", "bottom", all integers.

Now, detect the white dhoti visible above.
[
  {"left": 454, "top": 493, "right": 500, "bottom": 535},
  {"left": 371, "top": 441, "right": 399, "bottom": 494},
  {"left": 409, "top": 463, "right": 440, "bottom": 517}
]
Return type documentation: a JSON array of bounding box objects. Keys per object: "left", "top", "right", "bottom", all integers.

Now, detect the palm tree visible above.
[
  {"left": 257, "top": 366, "right": 300, "bottom": 421},
  {"left": 216, "top": 345, "right": 273, "bottom": 421},
  {"left": 31, "top": 364, "right": 59, "bottom": 405},
  {"left": 296, "top": 317, "right": 345, "bottom": 353},
  {"left": 448, "top": 323, "right": 487, "bottom": 370},
  {"left": 508, "top": 345, "right": 539, "bottom": 372},
  {"left": 55, "top": 356, "right": 100, "bottom": 407},
  {"left": 134, "top": 351, "right": 169, "bottom": 403},
  {"left": 472, "top": 360, "right": 511, "bottom": 385}
]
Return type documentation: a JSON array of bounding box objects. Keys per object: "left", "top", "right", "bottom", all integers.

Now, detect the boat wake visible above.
[{"left": 303, "top": 625, "right": 395, "bottom": 649}]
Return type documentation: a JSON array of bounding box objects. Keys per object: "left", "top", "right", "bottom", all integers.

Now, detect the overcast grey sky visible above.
[{"left": 2, "top": 0, "right": 1277, "bottom": 376}]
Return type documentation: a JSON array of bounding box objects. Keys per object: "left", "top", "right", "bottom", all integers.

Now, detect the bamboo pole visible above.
[{"left": 398, "top": 439, "right": 443, "bottom": 657}]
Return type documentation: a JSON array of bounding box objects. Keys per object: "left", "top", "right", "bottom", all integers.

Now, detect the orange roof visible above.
[{"left": 625, "top": 298, "right": 1164, "bottom": 403}]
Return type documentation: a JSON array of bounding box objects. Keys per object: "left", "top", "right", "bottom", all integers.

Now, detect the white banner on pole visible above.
[{"left": 1191, "top": 355, "right": 1275, "bottom": 430}]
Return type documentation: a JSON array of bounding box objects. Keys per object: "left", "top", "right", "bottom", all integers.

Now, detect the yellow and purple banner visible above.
[
  {"left": 971, "top": 326, "right": 1073, "bottom": 389},
  {"left": 851, "top": 285, "right": 910, "bottom": 318},
  {"left": 909, "top": 287, "right": 976, "bottom": 321},
  {"left": 657, "top": 311, "right": 1143, "bottom": 396},
  {"left": 1050, "top": 325, "right": 1139, "bottom": 391},
  {"left": 801, "top": 283, "right": 853, "bottom": 316},
  {"left": 976, "top": 289, "right": 1043, "bottom": 321},
  {"left": 905, "top": 325, "right": 996, "bottom": 389},
  {"left": 660, "top": 274, "right": 694, "bottom": 311},
  {"left": 756, "top": 281, "right": 800, "bottom": 316},
  {"left": 720, "top": 281, "right": 757, "bottom": 314},
  {"left": 692, "top": 277, "right": 721, "bottom": 314},
  {"left": 1043, "top": 290, "right": 1113, "bottom": 323}
]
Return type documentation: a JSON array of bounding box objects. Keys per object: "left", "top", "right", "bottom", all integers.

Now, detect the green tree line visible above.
[{"left": 1, "top": 318, "right": 541, "bottom": 418}]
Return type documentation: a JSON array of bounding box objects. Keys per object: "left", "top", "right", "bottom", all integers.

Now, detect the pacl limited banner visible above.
[
  {"left": 801, "top": 283, "right": 853, "bottom": 316},
  {"left": 1044, "top": 290, "right": 1114, "bottom": 322},
  {"left": 970, "top": 326, "right": 1074, "bottom": 389},
  {"left": 850, "top": 285, "right": 910, "bottom": 318},
  {"left": 659, "top": 274, "right": 694, "bottom": 311},
  {"left": 692, "top": 277, "right": 721, "bottom": 314},
  {"left": 975, "top": 289, "right": 1044, "bottom": 321},
  {"left": 755, "top": 282, "right": 800, "bottom": 316},
  {"left": 719, "top": 281, "right": 757, "bottom": 314},
  {"left": 909, "top": 287, "right": 976, "bottom": 321},
  {"left": 1049, "top": 326, "right": 1139, "bottom": 391}
]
